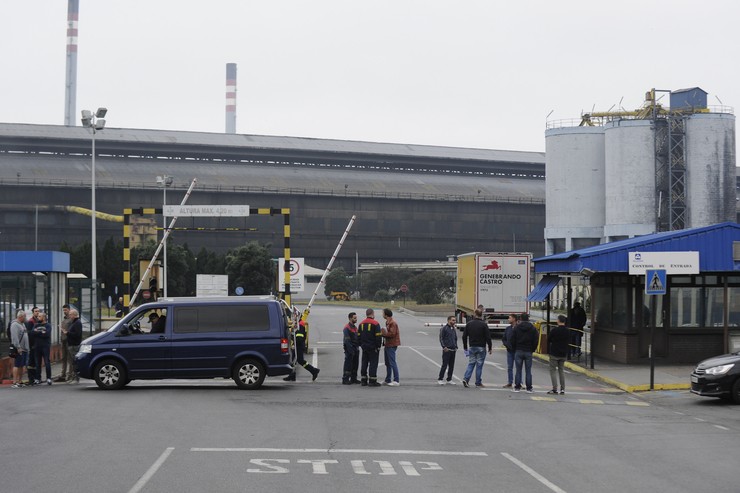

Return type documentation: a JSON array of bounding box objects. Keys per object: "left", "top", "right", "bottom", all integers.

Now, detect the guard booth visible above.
[
  {"left": 0, "top": 251, "right": 70, "bottom": 370},
  {"left": 530, "top": 222, "right": 740, "bottom": 364}
]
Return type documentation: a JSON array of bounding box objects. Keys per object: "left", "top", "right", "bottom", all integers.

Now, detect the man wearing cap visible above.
[
  {"left": 284, "top": 320, "right": 320, "bottom": 381},
  {"left": 149, "top": 312, "right": 167, "bottom": 334}
]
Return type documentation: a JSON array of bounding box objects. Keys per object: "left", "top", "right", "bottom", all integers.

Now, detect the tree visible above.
[
  {"left": 225, "top": 241, "right": 274, "bottom": 295},
  {"left": 360, "top": 267, "right": 412, "bottom": 299},
  {"left": 324, "top": 267, "right": 351, "bottom": 297},
  {"left": 408, "top": 271, "right": 452, "bottom": 305}
]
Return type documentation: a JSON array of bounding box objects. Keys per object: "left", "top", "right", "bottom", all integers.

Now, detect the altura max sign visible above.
[
  {"left": 163, "top": 205, "right": 250, "bottom": 217},
  {"left": 628, "top": 251, "right": 699, "bottom": 275}
]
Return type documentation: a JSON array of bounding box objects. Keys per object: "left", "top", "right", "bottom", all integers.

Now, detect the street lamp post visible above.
[
  {"left": 156, "top": 175, "right": 174, "bottom": 297},
  {"left": 81, "top": 107, "right": 107, "bottom": 330}
]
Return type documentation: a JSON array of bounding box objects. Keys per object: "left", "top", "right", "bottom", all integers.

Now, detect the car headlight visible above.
[
  {"left": 704, "top": 364, "right": 734, "bottom": 375},
  {"left": 78, "top": 344, "right": 92, "bottom": 354}
]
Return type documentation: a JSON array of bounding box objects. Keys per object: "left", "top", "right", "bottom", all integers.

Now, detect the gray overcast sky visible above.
[{"left": 2, "top": 0, "right": 739, "bottom": 152}]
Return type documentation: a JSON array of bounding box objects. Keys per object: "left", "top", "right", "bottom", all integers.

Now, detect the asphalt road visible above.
[{"left": 3, "top": 305, "right": 738, "bottom": 493}]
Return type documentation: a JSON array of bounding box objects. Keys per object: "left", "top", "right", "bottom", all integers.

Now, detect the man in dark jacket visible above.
[
  {"left": 511, "top": 313, "right": 538, "bottom": 392},
  {"left": 501, "top": 314, "right": 519, "bottom": 388},
  {"left": 462, "top": 309, "right": 492, "bottom": 388},
  {"left": 64, "top": 309, "right": 83, "bottom": 384},
  {"left": 342, "top": 312, "right": 360, "bottom": 385},
  {"left": 437, "top": 315, "right": 458, "bottom": 385},
  {"left": 548, "top": 315, "right": 570, "bottom": 394},
  {"left": 358, "top": 308, "right": 382, "bottom": 387},
  {"left": 568, "top": 302, "right": 587, "bottom": 359}
]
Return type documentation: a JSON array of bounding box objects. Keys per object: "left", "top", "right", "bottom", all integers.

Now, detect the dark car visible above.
[
  {"left": 75, "top": 296, "right": 295, "bottom": 390},
  {"left": 690, "top": 351, "right": 740, "bottom": 403}
]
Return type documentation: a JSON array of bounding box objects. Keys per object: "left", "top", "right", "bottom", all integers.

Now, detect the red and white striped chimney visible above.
[
  {"left": 64, "top": 0, "right": 79, "bottom": 126},
  {"left": 225, "top": 63, "right": 237, "bottom": 134}
]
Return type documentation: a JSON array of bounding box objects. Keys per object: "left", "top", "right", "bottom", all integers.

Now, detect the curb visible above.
[{"left": 532, "top": 352, "right": 691, "bottom": 393}]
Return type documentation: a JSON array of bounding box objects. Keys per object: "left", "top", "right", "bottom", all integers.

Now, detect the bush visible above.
[{"left": 373, "top": 290, "right": 392, "bottom": 302}]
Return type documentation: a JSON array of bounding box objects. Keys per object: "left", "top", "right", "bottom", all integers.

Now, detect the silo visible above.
[
  {"left": 544, "top": 126, "right": 605, "bottom": 255},
  {"left": 603, "top": 119, "right": 656, "bottom": 240},
  {"left": 684, "top": 112, "right": 736, "bottom": 227}
]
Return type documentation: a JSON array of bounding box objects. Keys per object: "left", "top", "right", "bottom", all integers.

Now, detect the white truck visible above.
[{"left": 455, "top": 252, "right": 532, "bottom": 335}]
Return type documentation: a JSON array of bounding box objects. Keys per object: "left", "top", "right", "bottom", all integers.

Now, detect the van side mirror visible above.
[{"left": 117, "top": 325, "right": 131, "bottom": 337}]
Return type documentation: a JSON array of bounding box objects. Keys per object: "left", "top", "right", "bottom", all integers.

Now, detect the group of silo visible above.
[{"left": 544, "top": 88, "right": 735, "bottom": 255}]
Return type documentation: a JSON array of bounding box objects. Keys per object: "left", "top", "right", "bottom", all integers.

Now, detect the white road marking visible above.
[
  {"left": 398, "top": 461, "right": 420, "bottom": 476},
  {"left": 351, "top": 460, "right": 371, "bottom": 474},
  {"left": 714, "top": 425, "right": 729, "bottom": 431},
  {"left": 191, "top": 448, "right": 487, "bottom": 456},
  {"left": 312, "top": 347, "right": 318, "bottom": 368},
  {"left": 694, "top": 417, "right": 706, "bottom": 422},
  {"left": 128, "top": 447, "right": 174, "bottom": 493},
  {"left": 297, "top": 459, "right": 338, "bottom": 474},
  {"left": 501, "top": 452, "right": 568, "bottom": 493},
  {"left": 375, "top": 460, "right": 397, "bottom": 475},
  {"left": 417, "top": 331, "right": 429, "bottom": 336},
  {"left": 406, "top": 346, "right": 462, "bottom": 382}
]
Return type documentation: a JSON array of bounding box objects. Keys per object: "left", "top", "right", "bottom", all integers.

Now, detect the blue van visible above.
[{"left": 75, "top": 296, "right": 295, "bottom": 390}]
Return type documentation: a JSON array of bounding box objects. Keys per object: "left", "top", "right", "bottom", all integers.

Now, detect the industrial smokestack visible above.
[
  {"left": 64, "top": 0, "right": 79, "bottom": 126},
  {"left": 225, "top": 63, "right": 237, "bottom": 134}
]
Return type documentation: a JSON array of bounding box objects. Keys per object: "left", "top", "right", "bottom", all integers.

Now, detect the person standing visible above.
[
  {"left": 283, "top": 320, "right": 320, "bottom": 381},
  {"left": 10, "top": 310, "right": 29, "bottom": 388},
  {"left": 358, "top": 308, "right": 382, "bottom": 387},
  {"left": 511, "top": 313, "right": 538, "bottom": 393},
  {"left": 568, "top": 301, "right": 587, "bottom": 359},
  {"left": 114, "top": 297, "right": 124, "bottom": 318},
  {"left": 33, "top": 312, "right": 53, "bottom": 385},
  {"left": 438, "top": 315, "right": 458, "bottom": 385},
  {"left": 501, "top": 314, "right": 518, "bottom": 388},
  {"left": 64, "top": 309, "right": 83, "bottom": 384},
  {"left": 548, "top": 315, "right": 570, "bottom": 395},
  {"left": 54, "top": 305, "right": 72, "bottom": 382},
  {"left": 462, "top": 309, "right": 492, "bottom": 388},
  {"left": 342, "top": 312, "right": 360, "bottom": 385},
  {"left": 25, "top": 306, "right": 40, "bottom": 385},
  {"left": 381, "top": 308, "right": 400, "bottom": 386}
]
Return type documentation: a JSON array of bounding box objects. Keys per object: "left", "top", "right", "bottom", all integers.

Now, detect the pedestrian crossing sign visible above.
[{"left": 645, "top": 269, "right": 667, "bottom": 295}]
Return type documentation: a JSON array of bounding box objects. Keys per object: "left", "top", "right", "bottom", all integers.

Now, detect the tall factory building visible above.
[{"left": 544, "top": 87, "right": 736, "bottom": 255}]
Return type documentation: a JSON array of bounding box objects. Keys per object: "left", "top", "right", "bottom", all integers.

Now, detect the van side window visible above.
[{"left": 173, "top": 305, "right": 271, "bottom": 333}]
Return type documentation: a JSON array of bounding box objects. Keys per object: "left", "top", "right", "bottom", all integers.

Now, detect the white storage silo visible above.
[
  {"left": 684, "top": 112, "right": 737, "bottom": 227},
  {"left": 603, "top": 119, "right": 656, "bottom": 240},
  {"left": 544, "top": 126, "right": 605, "bottom": 255}
]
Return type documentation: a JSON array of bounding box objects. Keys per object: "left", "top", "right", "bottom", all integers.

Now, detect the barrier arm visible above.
[
  {"left": 300, "top": 214, "right": 356, "bottom": 324},
  {"left": 130, "top": 178, "right": 198, "bottom": 306}
]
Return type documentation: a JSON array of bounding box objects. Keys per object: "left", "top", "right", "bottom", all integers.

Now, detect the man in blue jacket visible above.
[
  {"left": 358, "top": 308, "right": 382, "bottom": 387},
  {"left": 501, "top": 313, "right": 519, "bottom": 388}
]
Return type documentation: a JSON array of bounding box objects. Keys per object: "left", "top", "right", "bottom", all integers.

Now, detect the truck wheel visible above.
[
  {"left": 94, "top": 359, "right": 127, "bottom": 390},
  {"left": 233, "top": 358, "right": 266, "bottom": 389}
]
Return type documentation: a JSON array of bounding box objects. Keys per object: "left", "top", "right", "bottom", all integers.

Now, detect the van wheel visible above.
[
  {"left": 732, "top": 379, "right": 740, "bottom": 404},
  {"left": 233, "top": 359, "right": 265, "bottom": 389},
  {"left": 94, "top": 359, "right": 127, "bottom": 390}
]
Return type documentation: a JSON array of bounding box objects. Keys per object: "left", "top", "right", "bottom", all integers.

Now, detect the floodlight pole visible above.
[{"left": 81, "top": 107, "right": 107, "bottom": 331}]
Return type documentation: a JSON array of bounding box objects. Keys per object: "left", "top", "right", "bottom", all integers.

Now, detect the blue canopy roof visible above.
[
  {"left": 533, "top": 222, "right": 740, "bottom": 274},
  {"left": 527, "top": 275, "right": 561, "bottom": 302},
  {"left": 0, "top": 251, "right": 70, "bottom": 273}
]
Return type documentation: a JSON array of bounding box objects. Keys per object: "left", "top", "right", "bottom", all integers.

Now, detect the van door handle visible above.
[{"left": 158, "top": 335, "right": 167, "bottom": 341}]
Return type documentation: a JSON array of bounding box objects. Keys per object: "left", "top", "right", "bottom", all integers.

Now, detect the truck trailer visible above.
[{"left": 455, "top": 252, "right": 532, "bottom": 335}]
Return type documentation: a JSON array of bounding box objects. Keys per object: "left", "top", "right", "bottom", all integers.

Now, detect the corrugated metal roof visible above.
[
  {"left": 533, "top": 222, "right": 740, "bottom": 274},
  {"left": 527, "top": 275, "right": 561, "bottom": 302},
  {"left": 0, "top": 123, "right": 545, "bottom": 165},
  {"left": 0, "top": 153, "right": 545, "bottom": 201}
]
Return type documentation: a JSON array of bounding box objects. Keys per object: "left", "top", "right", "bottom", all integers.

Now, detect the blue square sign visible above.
[{"left": 645, "top": 269, "right": 667, "bottom": 295}]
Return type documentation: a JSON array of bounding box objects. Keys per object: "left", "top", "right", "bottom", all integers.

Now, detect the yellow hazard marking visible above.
[
  {"left": 626, "top": 401, "right": 650, "bottom": 407},
  {"left": 257, "top": 208, "right": 270, "bottom": 215},
  {"left": 531, "top": 396, "right": 557, "bottom": 402},
  {"left": 578, "top": 399, "right": 604, "bottom": 405}
]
